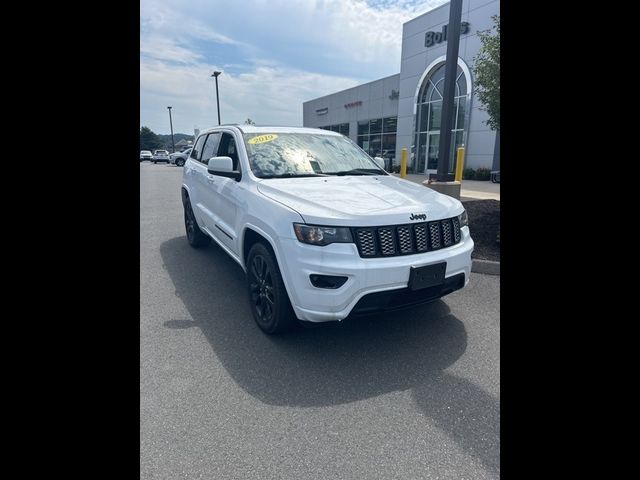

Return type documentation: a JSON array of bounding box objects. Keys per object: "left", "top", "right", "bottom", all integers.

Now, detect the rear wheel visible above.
[
  {"left": 184, "top": 198, "right": 211, "bottom": 248},
  {"left": 246, "top": 243, "right": 295, "bottom": 334},
  {"left": 176, "top": 158, "right": 185, "bottom": 167}
]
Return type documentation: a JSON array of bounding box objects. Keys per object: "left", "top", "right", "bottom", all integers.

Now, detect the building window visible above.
[
  {"left": 319, "top": 123, "right": 349, "bottom": 136},
  {"left": 357, "top": 116, "right": 397, "bottom": 162},
  {"left": 414, "top": 62, "right": 469, "bottom": 174}
]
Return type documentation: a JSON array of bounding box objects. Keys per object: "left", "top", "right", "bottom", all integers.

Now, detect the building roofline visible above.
[
  {"left": 403, "top": 1, "right": 450, "bottom": 27},
  {"left": 303, "top": 73, "right": 400, "bottom": 105}
]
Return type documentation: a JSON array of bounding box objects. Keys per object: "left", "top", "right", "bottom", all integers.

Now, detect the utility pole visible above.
[
  {"left": 167, "top": 106, "right": 175, "bottom": 153},
  {"left": 436, "top": 0, "right": 463, "bottom": 182},
  {"left": 211, "top": 71, "right": 222, "bottom": 125}
]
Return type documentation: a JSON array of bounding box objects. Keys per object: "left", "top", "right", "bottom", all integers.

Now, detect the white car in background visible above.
[
  {"left": 169, "top": 147, "right": 192, "bottom": 167},
  {"left": 140, "top": 150, "right": 153, "bottom": 162}
]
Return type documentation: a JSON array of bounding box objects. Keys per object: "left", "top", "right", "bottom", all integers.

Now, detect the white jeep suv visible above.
[{"left": 181, "top": 125, "right": 473, "bottom": 334}]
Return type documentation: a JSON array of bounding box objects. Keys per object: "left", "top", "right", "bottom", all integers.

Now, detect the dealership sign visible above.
[
  {"left": 425, "top": 22, "right": 470, "bottom": 47},
  {"left": 344, "top": 101, "right": 362, "bottom": 109}
]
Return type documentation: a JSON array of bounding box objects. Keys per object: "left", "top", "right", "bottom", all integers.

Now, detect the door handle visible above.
[{"left": 207, "top": 175, "right": 215, "bottom": 184}]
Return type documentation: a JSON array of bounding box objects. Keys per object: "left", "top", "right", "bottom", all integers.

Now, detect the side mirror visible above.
[
  {"left": 208, "top": 156, "right": 241, "bottom": 181},
  {"left": 373, "top": 156, "right": 386, "bottom": 171}
]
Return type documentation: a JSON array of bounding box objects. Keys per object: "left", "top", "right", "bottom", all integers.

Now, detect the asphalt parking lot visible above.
[{"left": 140, "top": 162, "right": 500, "bottom": 479}]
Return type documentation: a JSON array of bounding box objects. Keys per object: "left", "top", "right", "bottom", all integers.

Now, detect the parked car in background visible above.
[
  {"left": 140, "top": 150, "right": 153, "bottom": 162},
  {"left": 153, "top": 150, "right": 170, "bottom": 164},
  {"left": 169, "top": 147, "right": 192, "bottom": 167}
]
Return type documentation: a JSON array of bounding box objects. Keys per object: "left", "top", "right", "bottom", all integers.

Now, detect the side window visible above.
[
  {"left": 200, "top": 133, "right": 222, "bottom": 164},
  {"left": 190, "top": 135, "right": 207, "bottom": 161},
  {"left": 217, "top": 133, "right": 240, "bottom": 170}
]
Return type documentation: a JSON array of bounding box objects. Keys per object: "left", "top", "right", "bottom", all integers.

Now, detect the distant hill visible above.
[{"left": 158, "top": 133, "right": 193, "bottom": 148}]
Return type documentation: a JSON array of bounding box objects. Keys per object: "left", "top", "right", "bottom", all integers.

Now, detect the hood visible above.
[{"left": 257, "top": 175, "right": 463, "bottom": 226}]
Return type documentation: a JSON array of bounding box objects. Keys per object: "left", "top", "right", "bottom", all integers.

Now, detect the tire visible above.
[
  {"left": 154, "top": 161, "right": 157, "bottom": 164},
  {"left": 246, "top": 242, "right": 296, "bottom": 334},
  {"left": 184, "top": 198, "right": 211, "bottom": 248},
  {"left": 176, "top": 158, "right": 185, "bottom": 167}
]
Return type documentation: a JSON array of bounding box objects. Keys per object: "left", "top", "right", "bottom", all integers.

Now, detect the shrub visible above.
[
  {"left": 462, "top": 168, "right": 475, "bottom": 180},
  {"left": 475, "top": 167, "right": 491, "bottom": 181}
]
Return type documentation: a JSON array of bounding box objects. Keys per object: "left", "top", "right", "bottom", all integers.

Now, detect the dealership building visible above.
[{"left": 303, "top": 0, "right": 499, "bottom": 175}]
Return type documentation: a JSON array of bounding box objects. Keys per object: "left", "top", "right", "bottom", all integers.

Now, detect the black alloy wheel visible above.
[
  {"left": 246, "top": 243, "right": 295, "bottom": 334},
  {"left": 184, "top": 198, "right": 211, "bottom": 248}
]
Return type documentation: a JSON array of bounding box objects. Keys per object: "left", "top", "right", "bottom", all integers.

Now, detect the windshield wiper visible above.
[
  {"left": 323, "top": 168, "right": 385, "bottom": 176},
  {"left": 258, "top": 172, "right": 328, "bottom": 179}
]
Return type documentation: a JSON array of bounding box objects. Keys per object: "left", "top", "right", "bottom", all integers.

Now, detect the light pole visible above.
[
  {"left": 167, "top": 106, "right": 175, "bottom": 153},
  {"left": 211, "top": 71, "right": 222, "bottom": 125}
]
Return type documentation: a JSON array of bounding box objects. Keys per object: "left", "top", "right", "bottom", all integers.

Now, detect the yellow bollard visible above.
[
  {"left": 454, "top": 146, "right": 465, "bottom": 182},
  {"left": 400, "top": 148, "right": 408, "bottom": 178}
]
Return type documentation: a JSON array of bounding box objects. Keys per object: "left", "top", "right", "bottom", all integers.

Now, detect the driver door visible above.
[{"left": 205, "top": 131, "right": 242, "bottom": 254}]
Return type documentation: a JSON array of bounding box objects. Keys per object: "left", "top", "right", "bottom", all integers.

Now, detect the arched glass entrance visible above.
[{"left": 414, "top": 60, "right": 470, "bottom": 175}]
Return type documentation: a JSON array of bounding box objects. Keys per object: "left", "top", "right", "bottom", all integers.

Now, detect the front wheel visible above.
[
  {"left": 246, "top": 243, "right": 296, "bottom": 334},
  {"left": 176, "top": 158, "right": 185, "bottom": 167}
]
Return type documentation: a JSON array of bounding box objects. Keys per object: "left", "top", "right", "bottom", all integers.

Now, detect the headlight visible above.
[
  {"left": 293, "top": 223, "right": 353, "bottom": 246},
  {"left": 458, "top": 210, "right": 469, "bottom": 228}
]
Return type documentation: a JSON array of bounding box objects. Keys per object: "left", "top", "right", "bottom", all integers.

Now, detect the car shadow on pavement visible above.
[{"left": 160, "top": 236, "right": 499, "bottom": 474}]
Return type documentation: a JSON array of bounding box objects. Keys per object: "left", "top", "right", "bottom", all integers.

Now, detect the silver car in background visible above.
[
  {"left": 153, "top": 150, "right": 170, "bottom": 164},
  {"left": 169, "top": 147, "right": 192, "bottom": 167}
]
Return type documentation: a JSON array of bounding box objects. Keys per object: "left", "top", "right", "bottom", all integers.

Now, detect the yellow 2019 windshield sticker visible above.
[{"left": 248, "top": 134, "right": 278, "bottom": 144}]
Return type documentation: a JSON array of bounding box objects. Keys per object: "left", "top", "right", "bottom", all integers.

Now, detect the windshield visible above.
[{"left": 242, "top": 133, "right": 386, "bottom": 178}]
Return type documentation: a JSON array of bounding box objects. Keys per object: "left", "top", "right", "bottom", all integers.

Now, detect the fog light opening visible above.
[{"left": 309, "top": 274, "right": 348, "bottom": 289}]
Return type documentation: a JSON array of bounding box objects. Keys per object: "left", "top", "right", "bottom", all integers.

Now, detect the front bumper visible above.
[{"left": 279, "top": 228, "right": 473, "bottom": 322}]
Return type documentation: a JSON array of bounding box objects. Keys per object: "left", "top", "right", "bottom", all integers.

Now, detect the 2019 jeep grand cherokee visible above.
[{"left": 181, "top": 126, "right": 473, "bottom": 334}]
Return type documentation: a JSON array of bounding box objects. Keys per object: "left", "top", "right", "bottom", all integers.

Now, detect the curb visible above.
[{"left": 472, "top": 258, "right": 500, "bottom": 275}]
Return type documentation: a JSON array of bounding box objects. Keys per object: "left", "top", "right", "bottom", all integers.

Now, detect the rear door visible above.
[{"left": 184, "top": 134, "right": 208, "bottom": 226}]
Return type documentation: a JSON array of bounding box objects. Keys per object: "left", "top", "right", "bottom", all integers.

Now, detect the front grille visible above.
[
  {"left": 355, "top": 229, "right": 376, "bottom": 256},
  {"left": 353, "top": 216, "right": 462, "bottom": 258}
]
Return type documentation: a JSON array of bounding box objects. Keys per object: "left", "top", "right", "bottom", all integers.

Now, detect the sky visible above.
[{"left": 140, "top": 0, "right": 448, "bottom": 135}]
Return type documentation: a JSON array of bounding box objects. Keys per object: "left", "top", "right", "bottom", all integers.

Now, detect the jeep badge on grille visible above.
[{"left": 409, "top": 213, "right": 427, "bottom": 221}]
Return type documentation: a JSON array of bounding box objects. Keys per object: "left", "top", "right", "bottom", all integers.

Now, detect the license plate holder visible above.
[{"left": 409, "top": 262, "right": 447, "bottom": 291}]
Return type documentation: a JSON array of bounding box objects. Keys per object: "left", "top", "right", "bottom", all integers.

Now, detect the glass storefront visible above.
[
  {"left": 357, "top": 116, "right": 397, "bottom": 162},
  {"left": 319, "top": 123, "right": 349, "bottom": 136},
  {"left": 414, "top": 63, "right": 469, "bottom": 174}
]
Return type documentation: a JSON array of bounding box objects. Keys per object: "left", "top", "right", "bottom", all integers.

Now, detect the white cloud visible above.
[
  {"left": 140, "top": 0, "right": 448, "bottom": 134},
  {"left": 140, "top": 56, "right": 360, "bottom": 133}
]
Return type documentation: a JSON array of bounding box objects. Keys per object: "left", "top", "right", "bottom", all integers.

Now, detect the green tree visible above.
[
  {"left": 140, "top": 126, "right": 163, "bottom": 151},
  {"left": 473, "top": 15, "right": 500, "bottom": 131},
  {"left": 244, "top": 118, "right": 255, "bottom": 125}
]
